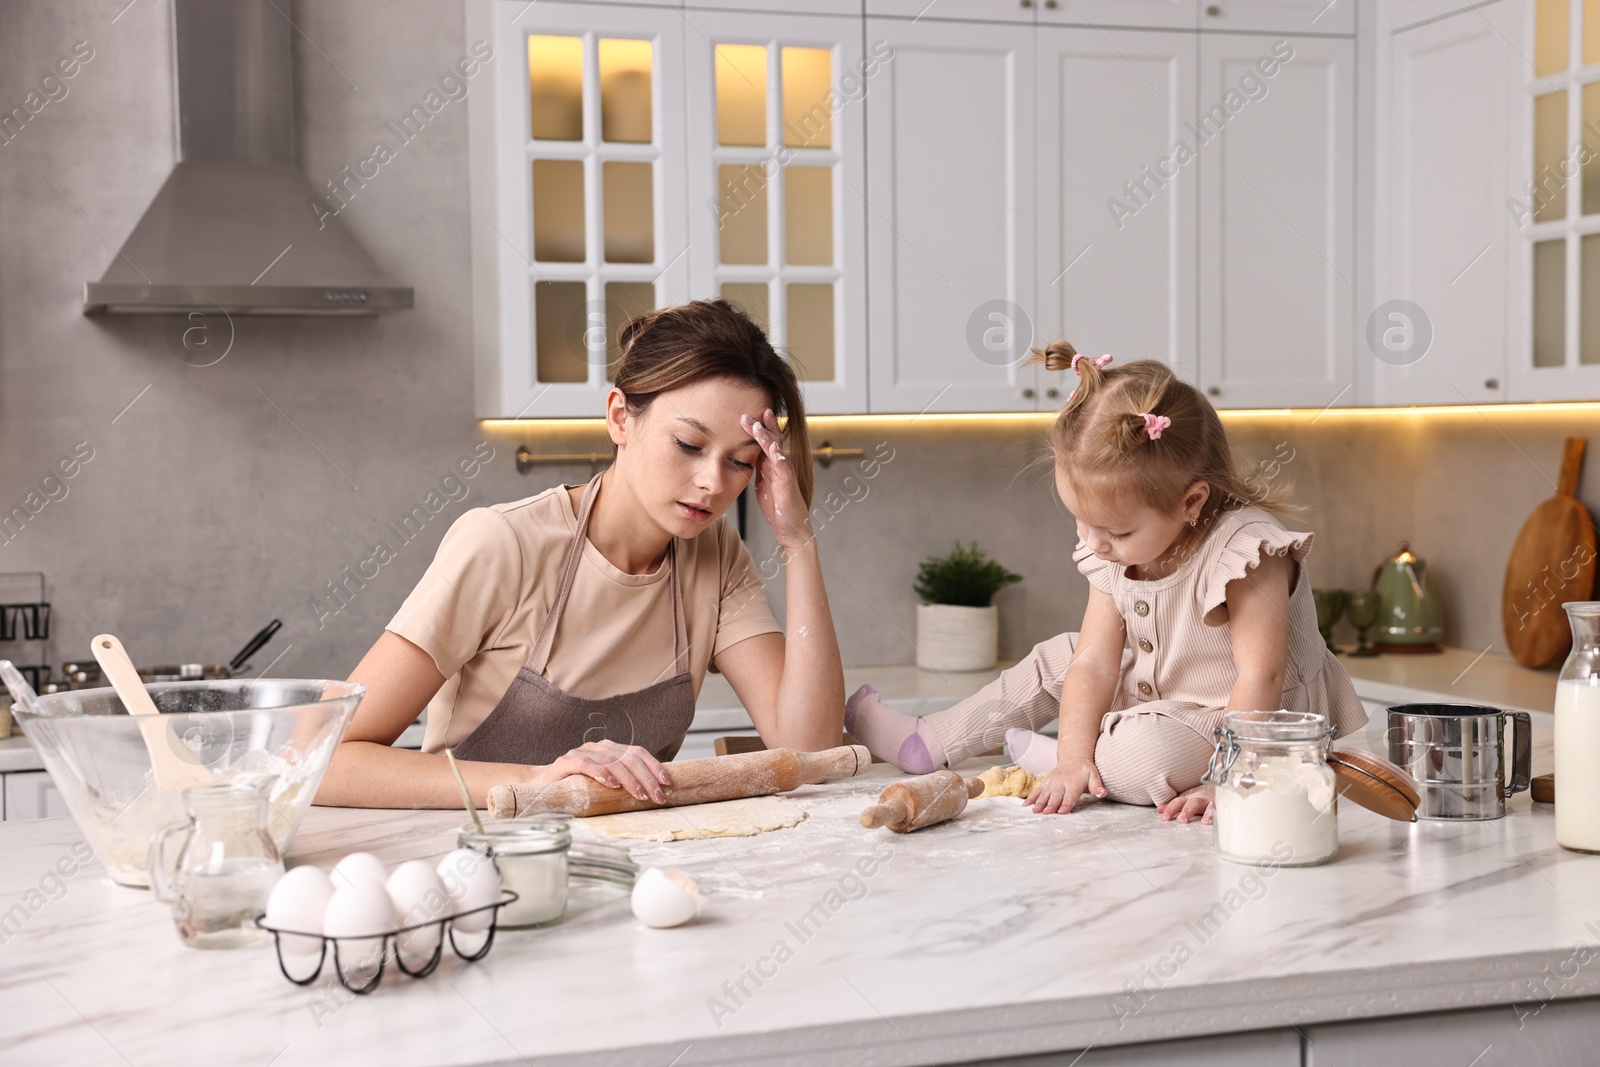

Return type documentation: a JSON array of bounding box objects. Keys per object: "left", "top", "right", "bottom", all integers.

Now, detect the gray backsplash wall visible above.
[{"left": 3, "top": 1, "right": 1595, "bottom": 686}]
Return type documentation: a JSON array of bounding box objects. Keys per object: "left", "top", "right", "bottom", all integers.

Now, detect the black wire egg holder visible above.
[{"left": 256, "top": 889, "right": 519, "bottom": 995}]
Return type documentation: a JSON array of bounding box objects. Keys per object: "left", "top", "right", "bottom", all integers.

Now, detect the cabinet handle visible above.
[
  {"left": 1206, "top": 4, "right": 1222, "bottom": 14},
  {"left": 1046, "top": 387, "right": 1061, "bottom": 400},
  {"left": 1020, "top": 0, "right": 1033, "bottom": 7},
  {"left": 1045, "top": 0, "right": 1058, "bottom": 7},
  {"left": 1484, "top": 378, "right": 1501, "bottom": 390},
  {"left": 1207, "top": 386, "right": 1221, "bottom": 397},
  {"left": 1023, "top": 387, "right": 1036, "bottom": 399}
]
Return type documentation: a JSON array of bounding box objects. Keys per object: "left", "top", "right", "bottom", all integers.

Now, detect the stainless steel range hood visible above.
[{"left": 84, "top": 0, "right": 412, "bottom": 316}]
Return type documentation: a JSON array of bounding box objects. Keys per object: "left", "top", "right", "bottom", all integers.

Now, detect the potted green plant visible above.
[{"left": 913, "top": 541, "right": 1023, "bottom": 671}]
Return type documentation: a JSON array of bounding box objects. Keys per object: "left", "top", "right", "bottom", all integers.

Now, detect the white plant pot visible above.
[{"left": 916, "top": 603, "right": 999, "bottom": 672}]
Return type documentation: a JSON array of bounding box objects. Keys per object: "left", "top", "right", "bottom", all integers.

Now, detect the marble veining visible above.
[{"left": 0, "top": 722, "right": 1594, "bottom": 1067}]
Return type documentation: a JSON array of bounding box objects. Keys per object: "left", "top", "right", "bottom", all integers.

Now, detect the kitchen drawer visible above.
[
  {"left": 1305, "top": 997, "right": 1600, "bottom": 1064},
  {"left": 4, "top": 770, "right": 69, "bottom": 821},
  {"left": 966, "top": 1026, "right": 1301, "bottom": 1065}
]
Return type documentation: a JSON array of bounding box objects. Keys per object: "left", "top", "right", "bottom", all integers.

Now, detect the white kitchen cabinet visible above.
[
  {"left": 865, "top": 17, "right": 1041, "bottom": 413},
  {"left": 1508, "top": 0, "right": 1600, "bottom": 402},
  {"left": 1198, "top": 0, "right": 1355, "bottom": 35},
  {"left": 1035, "top": 26, "right": 1198, "bottom": 384},
  {"left": 1040, "top": 0, "right": 1198, "bottom": 30},
  {"left": 1383, "top": 0, "right": 1487, "bottom": 31},
  {"left": 556, "top": 0, "right": 860, "bottom": 10},
  {"left": 4, "top": 771, "right": 69, "bottom": 820},
  {"left": 1198, "top": 34, "right": 1355, "bottom": 409},
  {"left": 865, "top": 0, "right": 1036, "bottom": 24},
  {"left": 468, "top": 1, "right": 690, "bottom": 419},
  {"left": 1368, "top": 1, "right": 1516, "bottom": 406},
  {"left": 684, "top": 11, "right": 870, "bottom": 414}
]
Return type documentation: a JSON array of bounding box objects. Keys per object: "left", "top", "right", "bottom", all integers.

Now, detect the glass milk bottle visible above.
[{"left": 1556, "top": 603, "right": 1600, "bottom": 852}]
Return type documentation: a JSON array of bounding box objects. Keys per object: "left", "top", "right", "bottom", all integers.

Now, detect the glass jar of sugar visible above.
[
  {"left": 459, "top": 818, "right": 570, "bottom": 928},
  {"left": 1206, "top": 710, "right": 1338, "bottom": 867}
]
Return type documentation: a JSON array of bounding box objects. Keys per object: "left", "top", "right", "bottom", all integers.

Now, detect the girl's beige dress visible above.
[{"left": 923, "top": 506, "right": 1368, "bottom": 805}]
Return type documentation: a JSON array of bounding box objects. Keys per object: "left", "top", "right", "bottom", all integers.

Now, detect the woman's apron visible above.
[{"left": 449, "top": 471, "right": 697, "bottom": 765}]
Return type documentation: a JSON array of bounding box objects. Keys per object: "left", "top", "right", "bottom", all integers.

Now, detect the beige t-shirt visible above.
[{"left": 389, "top": 484, "right": 781, "bottom": 753}]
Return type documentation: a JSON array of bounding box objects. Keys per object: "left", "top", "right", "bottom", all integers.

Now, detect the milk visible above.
[{"left": 1555, "top": 679, "right": 1600, "bottom": 852}]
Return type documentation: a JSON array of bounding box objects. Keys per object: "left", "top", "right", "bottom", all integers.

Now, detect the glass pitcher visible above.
[
  {"left": 148, "top": 782, "right": 284, "bottom": 948},
  {"left": 1556, "top": 603, "right": 1600, "bottom": 853}
]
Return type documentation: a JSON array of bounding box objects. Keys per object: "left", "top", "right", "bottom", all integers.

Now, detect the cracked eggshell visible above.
[{"left": 631, "top": 867, "right": 701, "bottom": 928}]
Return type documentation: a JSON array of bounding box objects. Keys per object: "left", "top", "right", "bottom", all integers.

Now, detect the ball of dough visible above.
[{"left": 977, "top": 765, "right": 1042, "bottom": 799}]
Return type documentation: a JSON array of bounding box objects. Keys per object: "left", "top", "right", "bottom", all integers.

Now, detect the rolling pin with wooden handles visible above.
[
  {"left": 860, "top": 770, "right": 984, "bottom": 833},
  {"left": 486, "top": 744, "right": 871, "bottom": 818}
]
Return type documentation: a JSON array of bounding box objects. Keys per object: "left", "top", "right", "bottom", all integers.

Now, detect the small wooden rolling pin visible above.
[
  {"left": 860, "top": 770, "right": 984, "bottom": 833},
  {"left": 486, "top": 744, "right": 871, "bottom": 818}
]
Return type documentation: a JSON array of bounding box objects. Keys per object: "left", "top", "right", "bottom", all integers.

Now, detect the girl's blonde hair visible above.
[
  {"left": 613, "top": 299, "right": 814, "bottom": 506},
  {"left": 1031, "top": 341, "right": 1299, "bottom": 524}
]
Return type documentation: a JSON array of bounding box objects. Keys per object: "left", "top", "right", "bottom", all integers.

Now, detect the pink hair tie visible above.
[
  {"left": 1069, "top": 353, "right": 1113, "bottom": 375},
  {"left": 1139, "top": 412, "right": 1171, "bottom": 440}
]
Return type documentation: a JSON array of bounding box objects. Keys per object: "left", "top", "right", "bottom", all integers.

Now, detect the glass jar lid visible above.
[
  {"left": 1221, "top": 710, "right": 1330, "bottom": 742},
  {"left": 460, "top": 817, "right": 571, "bottom": 855}
]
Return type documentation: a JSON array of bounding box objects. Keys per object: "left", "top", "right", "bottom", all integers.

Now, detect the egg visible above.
[
  {"left": 263, "top": 865, "right": 335, "bottom": 957},
  {"left": 437, "top": 848, "right": 502, "bottom": 933},
  {"left": 330, "top": 851, "right": 388, "bottom": 891},
  {"left": 322, "top": 880, "right": 397, "bottom": 970},
  {"left": 386, "top": 860, "right": 450, "bottom": 958},
  {"left": 631, "top": 867, "right": 701, "bottom": 929}
]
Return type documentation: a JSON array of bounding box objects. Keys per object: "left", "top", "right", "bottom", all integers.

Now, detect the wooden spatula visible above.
[
  {"left": 1502, "top": 438, "right": 1597, "bottom": 668},
  {"left": 91, "top": 634, "right": 213, "bottom": 792}
]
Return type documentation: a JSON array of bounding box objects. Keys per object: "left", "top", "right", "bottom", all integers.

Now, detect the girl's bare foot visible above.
[{"left": 1156, "top": 783, "right": 1214, "bottom": 824}]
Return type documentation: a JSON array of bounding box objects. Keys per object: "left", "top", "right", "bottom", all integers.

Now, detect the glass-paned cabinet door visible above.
[
  {"left": 469, "top": 1, "right": 687, "bottom": 418},
  {"left": 1513, "top": 0, "right": 1600, "bottom": 399},
  {"left": 685, "top": 12, "right": 868, "bottom": 414}
]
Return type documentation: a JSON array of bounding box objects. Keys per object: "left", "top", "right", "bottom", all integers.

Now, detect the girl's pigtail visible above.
[{"left": 1030, "top": 340, "right": 1098, "bottom": 414}]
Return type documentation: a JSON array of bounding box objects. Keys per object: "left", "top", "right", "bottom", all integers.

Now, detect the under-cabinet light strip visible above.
[{"left": 482, "top": 399, "right": 1600, "bottom": 429}]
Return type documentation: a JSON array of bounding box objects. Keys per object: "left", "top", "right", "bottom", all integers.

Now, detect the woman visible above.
[{"left": 318, "top": 300, "right": 846, "bottom": 808}]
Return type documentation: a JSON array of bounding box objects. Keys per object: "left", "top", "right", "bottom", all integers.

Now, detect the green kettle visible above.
[{"left": 1373, "top": 541, "right": 1445, "bottom": 652}]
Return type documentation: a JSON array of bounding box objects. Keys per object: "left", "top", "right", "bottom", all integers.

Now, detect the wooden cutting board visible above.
[{"left": 1502, "top": 438, "right": 1597, "bottom": 668}]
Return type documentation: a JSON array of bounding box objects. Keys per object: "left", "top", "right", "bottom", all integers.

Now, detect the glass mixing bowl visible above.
[{"left": 14, "top": 679, "right": 363, "bottom": 887}]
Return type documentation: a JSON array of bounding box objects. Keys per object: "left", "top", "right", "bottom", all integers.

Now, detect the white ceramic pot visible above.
[{"left": 916, "top": 603, "right": 999, "bottom": 672}]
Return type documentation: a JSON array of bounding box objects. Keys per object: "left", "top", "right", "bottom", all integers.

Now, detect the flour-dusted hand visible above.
[
  {"left": 1025, "top": 759, "right": 1107, "bottom": 815},
  {"left": 1156, "top": 783, "right": 1214, "bottom": 824},
  {"left": 741, "top": 408, "right": 812, "bottom": 550},
  {"left": 543, "top": 740, "right": 672, "bottom": 804}
]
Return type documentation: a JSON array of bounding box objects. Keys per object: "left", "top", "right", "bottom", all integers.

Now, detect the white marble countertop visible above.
[
  {"left": 1340, "top": 645, "right": 1558, "bottom": 718},
  {"left": 3, "top": 712, "right": 1595, "bottom": 1067}
]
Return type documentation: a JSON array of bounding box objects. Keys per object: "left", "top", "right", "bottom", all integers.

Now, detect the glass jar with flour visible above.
[
  {"left": 459, "top": 819, "right": 570, "bottom": 928},
  {"left": 1206, "top": 711, "right": 1338, "bottom": 867}
]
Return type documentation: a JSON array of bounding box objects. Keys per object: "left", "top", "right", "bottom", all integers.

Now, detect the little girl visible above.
[{"left": 846, "top": 345, "right": 1367, "bottom": 823}]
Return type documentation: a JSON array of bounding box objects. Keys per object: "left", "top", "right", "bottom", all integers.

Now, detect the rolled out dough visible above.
[
  {"left": 577, "top": 795, "right": 807, "bottom": 842},
  {"left": 978, "top": 765, "right": 1042, "bottom": 799}
]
